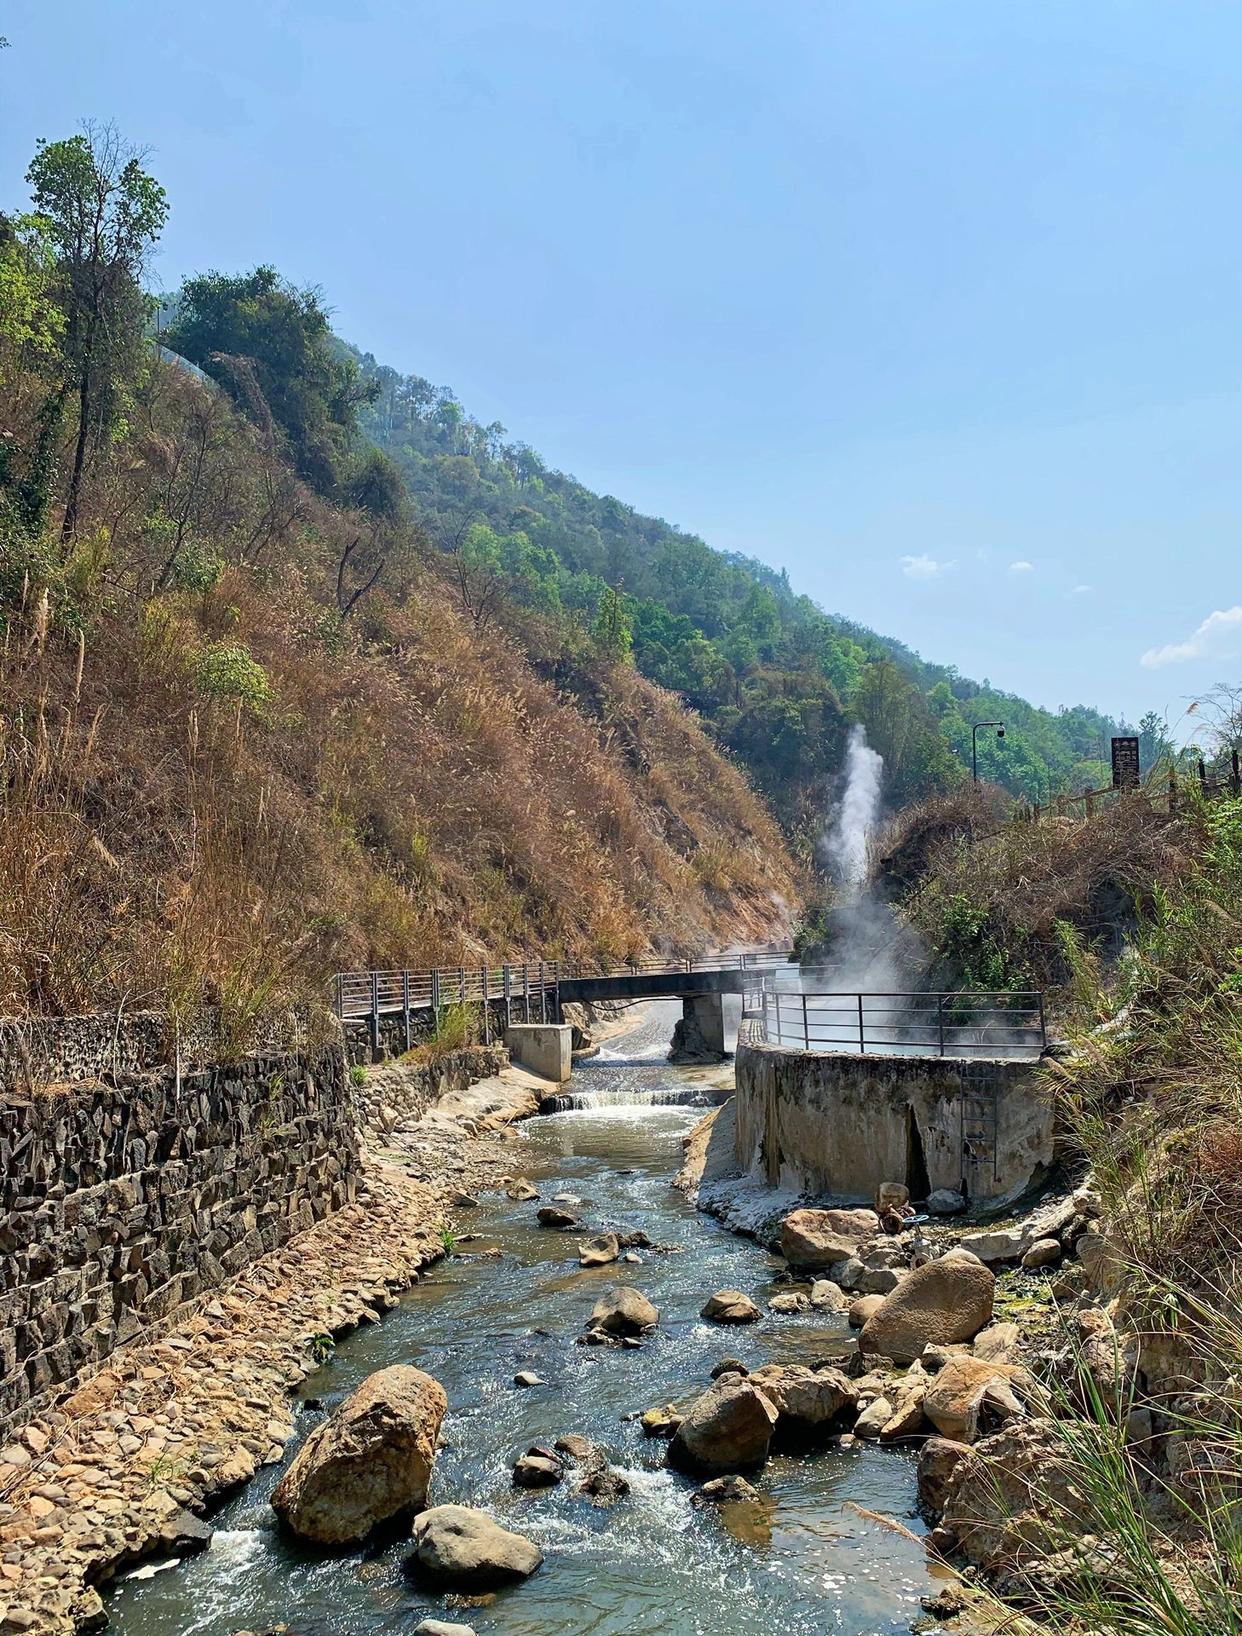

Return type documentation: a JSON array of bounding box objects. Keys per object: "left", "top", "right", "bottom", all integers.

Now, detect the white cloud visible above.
[
  {"left": 900, "top": 554, "right": 956, "bottom": 580},
  {"left": 1073, "top": 584, "right": 1092, "bottom": 595},
  {"left": 1008, "top": 560, "right": 1034, "bottom": 574},
  {"left": 1141, "top": 605, "right": 1242, "bottom": 669}
]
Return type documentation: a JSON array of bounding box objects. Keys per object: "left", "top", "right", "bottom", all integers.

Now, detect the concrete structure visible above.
[
  {"left": 734, "top": 1022, "right": 1055, "bottom": 1207},
  {"left": 505, "top": 1023, "right": 572, "bottom": 1085},
  {"left": 669, "top": 993, "right": 727, "bottom": 1063}
]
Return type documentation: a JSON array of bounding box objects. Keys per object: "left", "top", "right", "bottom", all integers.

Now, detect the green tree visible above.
[
  {"left": 26, "top": 126, "right": 167, "bottom": 540},
  {"left": 1137, "top": 709, "right": 1173, "bottom": 777},
  {"left": 167, "top": 266, "right": 377, "bottom": 494},
  {"left": 591, "top": 584, "right": 633, "bottom": 664}
]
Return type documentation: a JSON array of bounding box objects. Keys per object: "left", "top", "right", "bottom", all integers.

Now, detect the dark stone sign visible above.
[{"left": 1111, "top": 735, "right": 1140, "bottom": 790}]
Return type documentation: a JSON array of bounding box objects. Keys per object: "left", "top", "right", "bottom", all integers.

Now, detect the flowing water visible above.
[{"left": 107, "top": 1004, "right": 947, "bottom": 1636}]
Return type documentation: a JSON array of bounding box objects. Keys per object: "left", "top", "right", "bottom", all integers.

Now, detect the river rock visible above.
[
  {"left": 876, "top": 1182, "right": 910, "bottom": 1212},
  {"left": 692, "top": 1474, "right": 760, "bottom": 1505},
  {"left": 780, "top": 1208, "right": 880, "bottom": 1270},
  {"left": 711, "top": 1356, "right": 749, "bottom": 1379},
  {"left": 917, "top": 1436, "right": 972, "bottom": 1516},
  {"left": 668, "top": 1379, "right": 779, "bottom": 1474},
  {"left": 923, "top": 1356, "right": 1028, "bottom": 1443},
  {"left": 513, "top": 1448, "right": 563, "bottom": 1488},
  {"left": 507, "top": 1178, "right": 539, "bottom": 1201},
  {"left": 513, "top": 1370, "right": 545, "bottom": 1388},
  {"left": 848, "top": 1293, "right": 885, "bottom": 1329},
  {"left": 589, "top": 1285, "right": 659, "bottom": 1336},
  {"left": 769, "top": 1291, "right": 809, "bottom": 1314},
  {"left": 973, "top": 1321, "right": 1021, "bottom": 1365},
  {"left": 853, "top": 1395, "right": 893, "bottom": 1439},
  {"left": 414, "top": 1622, "right": 478, "bottom": 1636},
  {"left": 408, "top": 1505, "right": 543, "bottom": 1588},
  {"left": 749, "top": 1365, "right": 857, "bottom": 1436},
  {"left": 578, "top": 1461, "right": 631, "bottom": 1506},
  {"left": 1022, "top": 1237, "right": 1063, "bottom": 1269},
  {"left": 271, "top": 1365, "right": 446, "bottom": 1545},
  {"left": 701, "top": 1289, "right": 762, "bottom": 1324},
  {"left": 537, "top": 1206, "right": 580, "bottom": 1229},
  {"left": 926, "top": 1189, "right": 967, "bottom": 1216},
  {"left": 880, "top": 1367, "right": 929, "bottom": 1440},
  {"left": 957, "top": 1226, "right": 1027, "bottom": 1265},
  {"left": 810, "top": 1279, "right": 850, "bottom": 1313},
  {"left": 859, "top": 1249, "right": 995, "bottom": 1363},
  {"left": 579, "top": 1233, "right": 621, "bottom": 1267},
  {"left": 641, "top": 1404, "right": 681, "bottom": 1437}
]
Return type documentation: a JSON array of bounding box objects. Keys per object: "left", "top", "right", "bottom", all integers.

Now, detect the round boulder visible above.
[
  {"left": 271, "top": 1365, "right": 446, "bottom": 1546},
  {"left": 779, "top": 1208, "right": 880, "bottom": 1270},
  {"left": 667, "top": 1379, "right": 779, "bottom": 1475},
  {"left": 859, "top": 1249, "right": 995, "bottom": 1364},
  {"left": 589, "top": 1285, "right": 659, "bottom": 1337},
  {"left": 701, "top": 1289, "right": 761, "bottom": 1325},
  {"left": 407, "top": 1504, "right": 543, "bottom": 1589}
]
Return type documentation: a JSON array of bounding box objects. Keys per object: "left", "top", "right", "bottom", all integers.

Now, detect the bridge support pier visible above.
[{"left": 668, "top": 993, "right": 728, "bottom": 1065}]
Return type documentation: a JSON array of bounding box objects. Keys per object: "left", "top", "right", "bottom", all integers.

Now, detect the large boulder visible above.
[
  {"left": 407, "top": 1505, "right": 543, "bottom": 1588},
  {"left": 748, "top": 1365, "right": 857, "bottom": 1439},
  {"left": 589, "top": 1285, "right": 659, "bottom": 1336},
  {"left": 668, "top": 1379, "right": 779, "bottom": 1474},
  {"left": 859, "top": 1249, "right": 994, "bottom": 1363},
  {"left": 939, "top": 1419, "right": 1087, "bottom": 1573},
  {"left": 923, "top": 1355, "right": 1028, "bottom": 1443},
  {"left": 701, "top": 1289, "right": 761, "bottom": 1324},
  {"left": 271, "top": 1365, "right": 446, "bottom": 1545},
  {"left": 780, "top": 1208, "right": 879, "bottom": 1270}
]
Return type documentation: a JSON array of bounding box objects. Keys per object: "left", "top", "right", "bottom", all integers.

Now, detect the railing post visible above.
[
  {"left": 370, "top": 971, "right": 380, "bottom": 1059},
  {"left": 482, "top": 966, "right": 490, "bottom": 1045},
  {"left": 523, "top": 963, "right": 531, "bottom": 1023},
  {"left": 402, "top": 970, "right": 412, "bottom": 1054},
  {"left": 539, "top": 960, "right": 547, "bottom": 1023},
  {"left": 431, "top": 969, "right": 441, "bottom": 1016},
  {"left": 1037, "top": 991, "right": 1046, "bottom": 1053},
  {"left": 774, "top": 987, "right": 782, "bottom": 1047},
  {"left": 503, "top": 964, "right": 512, "bottom": 1031},
  {"left": 801, "top": 992, "right": 809, "bottom": 1052},
  {"left": 937, "top": 993, "right": 945, "bottom": 1057},
  {"left": 857, "top": 994, "right": 865, "bottom": 1054},
  {"left": 1233, "top": 748, "right": 1241, "bottom": 798},
  {"left": 458, "top": 965, "right": 465, "bottom": 1004}
]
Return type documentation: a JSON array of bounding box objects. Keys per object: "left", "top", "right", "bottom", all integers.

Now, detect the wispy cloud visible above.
[
  {"left": 1008, "top": 560, "right": 1033, "bottom": 574},
  {"left": 1141, "top": 605, "right": 1242, "bottom": 669},
  {"left": 899, "top": 554, "right": 956, "bottom": 580},
  {"left": 1073, "top": 584, "right": 1092, "bottom": 595}
]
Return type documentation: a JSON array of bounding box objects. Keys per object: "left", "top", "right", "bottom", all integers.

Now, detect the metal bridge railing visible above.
[{"left": 759, "top": 986, "right": 1046, "bottom": 1059}]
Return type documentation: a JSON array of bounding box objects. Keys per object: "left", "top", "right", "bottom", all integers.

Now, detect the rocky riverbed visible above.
[{"left": 0, "top": 1064, "right": 550, "bottom": 1636}]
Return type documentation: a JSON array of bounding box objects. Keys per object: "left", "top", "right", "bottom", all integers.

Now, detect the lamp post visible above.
[{"left": 971, "top": 720, "right": 1005, "bottom": 785}]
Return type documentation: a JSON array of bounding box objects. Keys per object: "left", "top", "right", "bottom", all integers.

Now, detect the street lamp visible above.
[{"left": 971, "top": 720, "right": 1005, "bottom": 785}]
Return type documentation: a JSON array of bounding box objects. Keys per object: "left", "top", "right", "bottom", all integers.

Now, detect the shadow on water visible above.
[{"left": 106, "top": 1002, "right": 948, "bottom": 1636}]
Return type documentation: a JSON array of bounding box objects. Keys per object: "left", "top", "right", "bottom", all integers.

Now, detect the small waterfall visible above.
[{"left": 546, "top": 1086, "right": 715, "bottom": 1112}]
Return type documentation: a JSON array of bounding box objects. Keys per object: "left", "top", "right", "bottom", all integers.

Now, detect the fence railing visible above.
[{"left": 759, "top": 986, "right": 1046, "bottom": 1059}]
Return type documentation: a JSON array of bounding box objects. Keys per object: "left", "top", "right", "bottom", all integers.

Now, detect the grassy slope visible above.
[{"left": 0, "top": 362, "right": 800, "bottom": 1028}]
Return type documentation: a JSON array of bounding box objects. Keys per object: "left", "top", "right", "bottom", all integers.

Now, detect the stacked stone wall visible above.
[{"left": 0, "top": 1043, "right": 357, "bottom": 1436}]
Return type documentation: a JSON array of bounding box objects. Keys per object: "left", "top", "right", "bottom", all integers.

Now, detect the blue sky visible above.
[{"left": 2, "top": 1, "right": 1239, "bottom": 731}]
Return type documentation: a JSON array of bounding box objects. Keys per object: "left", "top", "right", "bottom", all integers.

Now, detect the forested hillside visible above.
[
  {"left": 0, "top": 133, "right": 799, "bottom": 1031},
  {"left": 348, "top": 351, "right": 1136, "bottom": 827},
  {"left": 155, "top": 261, "right": 1142, "bottom": 842}
]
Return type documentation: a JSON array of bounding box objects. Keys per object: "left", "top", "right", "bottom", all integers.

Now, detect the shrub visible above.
[{"left": 193, "top": 639, "right": 271, "bottom": 710}]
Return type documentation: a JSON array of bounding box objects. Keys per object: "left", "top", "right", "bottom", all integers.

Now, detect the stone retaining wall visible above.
[
  {"left": 734, "top": 1021, "right": 1055, "bottom": 1206},
  {"left": 0, "top": 1045, "right": 359, "bottom": 1437},
  {"left": 352, "top": 1044, "right": 509, "bottom": 1132}
]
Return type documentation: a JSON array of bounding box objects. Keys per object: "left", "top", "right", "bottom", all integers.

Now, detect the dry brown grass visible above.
[{"left": 0, "top": 362, "right": 801, "bottom": 1037}]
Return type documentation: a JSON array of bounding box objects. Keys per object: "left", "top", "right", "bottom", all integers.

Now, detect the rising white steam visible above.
[{"left": 826, "top": 725, "right": 884, "bottom": 891}]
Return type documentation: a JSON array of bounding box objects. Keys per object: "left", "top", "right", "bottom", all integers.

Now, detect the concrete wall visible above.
[
  {"left": 0, "top": 1042, "right": 359, "bottom": 1437},
  {"left": 734, "top": 1022, "right": 1054, "bottom": 1206},
  {"left": 504, "top": 1024, "right": 571, "bottom": 1084}
]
